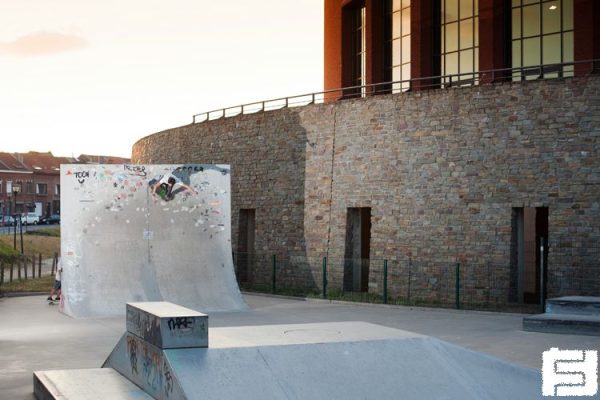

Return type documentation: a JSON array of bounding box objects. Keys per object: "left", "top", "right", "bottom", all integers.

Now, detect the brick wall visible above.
[{"left": 133, "top": 76, "right": 600, "bottom": 306}]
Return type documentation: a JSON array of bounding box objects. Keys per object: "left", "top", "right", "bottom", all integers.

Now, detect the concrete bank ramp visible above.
[
  {"left": 60, "top": 164, "right": 246, "bottom": 318},
  {"left": 93, "top": 303, "right": 546, "bottom": 400},
  {"left": 35, "top": 302, "right": 563, "bottom": 399}
]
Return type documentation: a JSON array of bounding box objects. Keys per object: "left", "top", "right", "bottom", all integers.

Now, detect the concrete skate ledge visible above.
[{"left": 126, "top": 302, "right": 208, "bottom": 349}]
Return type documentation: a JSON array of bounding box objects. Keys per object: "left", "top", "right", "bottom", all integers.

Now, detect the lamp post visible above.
[{"left": 12, "top": 183, "right": 23, "bottom": 254}]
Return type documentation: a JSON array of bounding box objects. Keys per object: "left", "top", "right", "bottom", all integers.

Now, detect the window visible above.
[
  {"left": 512, "top": 0, "right": 573, "bottom": 80},
  {"left": 26, "top": 182, "right": 34, "bottom": 194},
  {"left": 441, "top": 0, "right": 479, "bottom": 86},
  {"left": 0, "top": 179, "right": 2, "bottom": 194},
  {"left": 386, "top": 0, "right": 411, "bottom": 92},
  {"left": 55, "top": 184, "right": 60, "bottom": 196},
  {"left": 6, "top": 180, "right": 12, "bottom": 194},
  {"left": 36, "top": 183, "right": 48, "bottom": 195},
  {"left": 353, "top": 5, "right": 367, "bottom": 96}
]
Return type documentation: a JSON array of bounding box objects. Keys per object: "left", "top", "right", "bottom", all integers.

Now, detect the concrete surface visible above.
[
  {"left": 33, "top": 369, "right": 152, "bottom": 400},
  {"left": 60, "top": 164, "right": 246, "bottom": 317},
  {"left": 1, "top": 293, "right": 600, "bottom": 399},
  {"left": 524, "top": 296, "right": 600, "bottom": 336},
  {"left": 101, "top": 318, "right": 540, "bottom": 400},
  {"left": 163, "top": 337, "right": 540, "bottom": 399}
]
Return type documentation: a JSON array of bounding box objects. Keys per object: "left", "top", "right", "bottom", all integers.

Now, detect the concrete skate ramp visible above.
[
  {"left": 105, "top": 320, "right": 542, "bottom": 400},
  {"left": 166, "top": 338, "right": 540, "bottom": 399},
  {"left": 60, "top": 164, "right": 246, "bottom": 317}
]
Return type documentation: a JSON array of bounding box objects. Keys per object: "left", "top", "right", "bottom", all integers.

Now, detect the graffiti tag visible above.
[
  {"left": 167, "top": 317, "right": 194, "bottom": 331},
  {"left": 124, "top": 164, "right": 147, "bottom": 177},
  {"left": 74, "top": 171, "right": 89, "bottom": 184}
]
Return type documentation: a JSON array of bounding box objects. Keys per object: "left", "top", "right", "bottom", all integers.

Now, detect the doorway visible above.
[
  {"left": 343, "top": 207, "right": 371, "bottom": 292},
  {"left": 511, "top": 207, "right": 548, "bottom": 303},
  {"left": 237, "top": 209, "right": 255, "bottom": 284}
]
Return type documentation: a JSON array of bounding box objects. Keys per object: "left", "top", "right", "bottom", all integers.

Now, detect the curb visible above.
[
  {"left": 0, "top": 291, "right": 47, "bottom": 298},
  {"left": 242, "top": 291, "right": 534, "bottom": 317}
]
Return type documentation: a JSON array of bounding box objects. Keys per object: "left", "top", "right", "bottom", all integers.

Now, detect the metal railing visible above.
[
  {"left": 192, "top": 59, "right": 600, "bottom": 124},
  {"left": 233, "top": 237, "right": 600, "bottom": 313}
]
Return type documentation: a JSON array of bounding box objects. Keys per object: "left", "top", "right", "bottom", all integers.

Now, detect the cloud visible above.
[{"left": 0, "top": 31, "right": 88, "bottom": 57}]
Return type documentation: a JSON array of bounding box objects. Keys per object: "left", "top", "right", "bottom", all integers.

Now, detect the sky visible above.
[{"left": 0, "top": 0, "right": 324, "bottom": 158}]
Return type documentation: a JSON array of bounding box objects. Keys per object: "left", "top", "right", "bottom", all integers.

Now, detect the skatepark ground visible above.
[{"left": 1, "top": 293, "right": 599, "bottom": 399}]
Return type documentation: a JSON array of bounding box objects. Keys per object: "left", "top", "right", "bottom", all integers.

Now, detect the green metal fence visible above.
[{"left": 233, "top": 239, "right": 599, "bottom": 313}]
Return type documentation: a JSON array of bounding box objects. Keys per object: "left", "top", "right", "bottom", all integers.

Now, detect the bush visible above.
[{"left": 0, "top": 241, "right": 20, "bottom": 263}]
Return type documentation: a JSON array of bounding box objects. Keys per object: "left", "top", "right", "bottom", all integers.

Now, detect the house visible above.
[{"left": 0, "top": 152, "right": 131, "bottom": 220}]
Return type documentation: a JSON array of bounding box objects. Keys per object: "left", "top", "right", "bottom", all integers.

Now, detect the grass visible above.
[
  {"left": 0, "top": 234, "right": 60, "bottom": 259},
  {"left": 0, "top": 275, "right": 54, "bottom": 292},
  {"left": 25, "top": 227, "right": 60, "bottom": 237},
  {"left": 0, "top": 230, "right": 59, "bottom": 293}
]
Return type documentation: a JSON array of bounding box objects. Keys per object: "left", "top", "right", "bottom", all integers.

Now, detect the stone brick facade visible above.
[{"left": 133, "top": 76, "right": 600, "bottom": 308}]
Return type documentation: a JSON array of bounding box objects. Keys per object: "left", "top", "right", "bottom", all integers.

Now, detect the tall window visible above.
[
  {"left": 441, "top": 0, "right": 479, "bottom": 86},
  {"left": 512, "top": 0, "right": 573, "bottom": 80},
  {"left": 26, "top": 182, "right": 34, "bottom": 194},
  {"left": 0, "top": 179, "right": 3, "bottom": 194},
  {"left": 36, "top": 183, "right": 47, "bottom": 195},
  {"left": 387, "top": 0, "right": 411, "bottom": 92},
  {"left": 353, "top": 6, "right": 367, "bottom": 96}
]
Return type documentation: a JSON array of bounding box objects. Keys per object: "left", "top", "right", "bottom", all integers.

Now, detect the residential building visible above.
[
  {"left": 0, "top": 153, "right": 32, "bottom": 219},
  {"left": 0, "top": 152, "right": 131, "bottom": 221}
]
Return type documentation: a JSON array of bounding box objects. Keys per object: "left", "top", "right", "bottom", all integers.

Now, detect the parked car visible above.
[
  {"left": 39, "top": 214, "right": 60, "bottom": 225},
  {"left": 0, "top": 215, "right": 15, "bottom": 226},
  {"left": 21, "top": 213, "right": 39, "bottom": 225}
]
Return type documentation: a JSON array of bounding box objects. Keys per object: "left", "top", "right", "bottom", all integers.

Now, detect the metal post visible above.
[
  {"left": 13, "top": 217, "right": 17, "bottom": 250},
  {"left": 455, "top": 262, "right": 460, "bottom": 310},
  {"left": 271, "top": 254, "right": 276, "bottom": 294},
  {"left": 19, "top": 216, "right": 24, "bottom": 254},
  {"left": 24, "top": 256, "right": 28, "bottom": 280},
  {"left": 31, "top": 255, "right": 35, "bottom": 278},
  {"left": 17, "top": 258, "right": 21, "bottom": 280},
  {"left": 38, "top": 253, "right": 42, "bottom": 278},
  {"left": 383, "top": 260, "right": 388, "bottom": 304},
  {"left": 0, "top": 263, "right": 4, "bottom": 287},
  {"left": 322, "top": 257, "right": 327, "bottom": 299},
  {"left": 407, "top": 258, "right": 412, "bottom": 304},
  {"left": 540, "top": 237, "right": 546, "bottom": 313},
  {"left": 9, "top": 262, "right": 13, "bottom": 282}
]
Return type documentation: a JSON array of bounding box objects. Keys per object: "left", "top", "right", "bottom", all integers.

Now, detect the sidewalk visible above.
[{"left": 1, "top": 293, "right": 598, "bottom": 399}]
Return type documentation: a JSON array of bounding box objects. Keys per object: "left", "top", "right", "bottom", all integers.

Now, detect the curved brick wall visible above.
[{"left": 133, "top": 77, "right": 600, "bottom": 305}]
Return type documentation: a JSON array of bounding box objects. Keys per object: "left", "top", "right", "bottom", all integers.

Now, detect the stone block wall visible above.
[{"left": 133, "top": 76, "right": 600, "bottom": 306}]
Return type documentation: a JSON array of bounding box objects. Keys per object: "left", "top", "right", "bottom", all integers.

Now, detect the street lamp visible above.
[{"left": 12, "top": 183, "right": 23, "bottom": 254}]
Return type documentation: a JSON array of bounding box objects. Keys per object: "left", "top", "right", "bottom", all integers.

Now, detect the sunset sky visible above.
[{"left": 0, "top": 0, "right": 323, "bottom": 158}]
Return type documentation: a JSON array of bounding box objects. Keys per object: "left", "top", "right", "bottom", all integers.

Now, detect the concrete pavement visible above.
[{"left": 1, "top": 293, "right": 599, "bottom": 399}]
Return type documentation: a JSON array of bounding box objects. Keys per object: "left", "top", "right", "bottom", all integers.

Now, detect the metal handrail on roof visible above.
[{"left": 191, "top": 59, "right": 600, "bottom": 124}]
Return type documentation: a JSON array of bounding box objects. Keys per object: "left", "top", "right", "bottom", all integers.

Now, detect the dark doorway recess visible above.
[
  {"left": 237, "top": 209, "right": 256, "bottom": 284},
  {"left": 511, "top": 207, "right": 548, "bottom": 304},
  {"left": 343, "top": 207, "right": 371, "bottom": 292}
]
